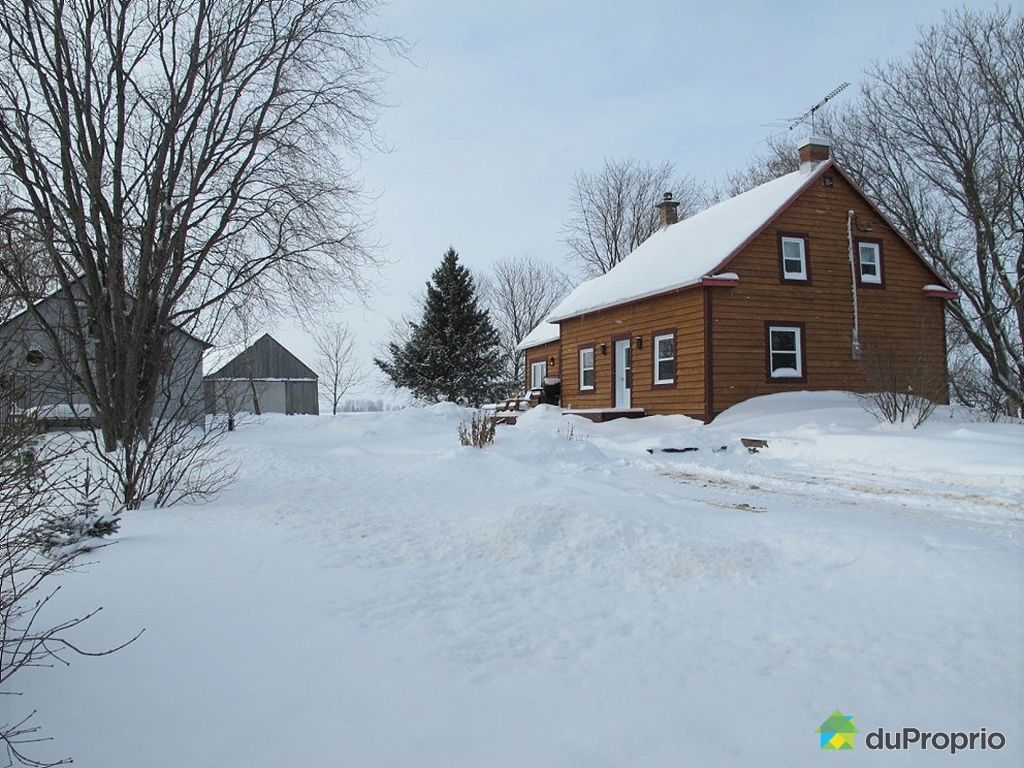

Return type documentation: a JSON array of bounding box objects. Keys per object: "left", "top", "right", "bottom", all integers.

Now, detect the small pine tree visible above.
[{"left": 376, "top": 247, "right": 504, "bottom": 405}]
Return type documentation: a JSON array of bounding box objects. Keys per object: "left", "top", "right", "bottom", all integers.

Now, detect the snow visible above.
[
  {"left": 797, "top": 135, "right": 830, "bottom": 149},
  {"left": 516, "top": 319, "right": 560, "bottom": 350},
  {"left": 547, "top": 164, "right": 830, "bottom": 321},
  {"left": 20, "top": 391, "right": 1023, "bottom": 766},
  {"left": 21, "top": 402, "right": 92, "bottom": 418}
]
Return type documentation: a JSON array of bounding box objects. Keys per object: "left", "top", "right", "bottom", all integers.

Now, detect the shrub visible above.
[
  {"left": 458, "top": 410, "right": 497, "bottom": 448},
  {"left": 858, "top": 333, "right": 944, "bottom": 428}
]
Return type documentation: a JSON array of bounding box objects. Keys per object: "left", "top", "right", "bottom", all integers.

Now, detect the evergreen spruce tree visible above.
[{"left": 376, "top": 247, "right": 504, "bottom": 404}]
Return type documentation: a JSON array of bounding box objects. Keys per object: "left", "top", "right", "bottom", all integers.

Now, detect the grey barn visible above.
[
  {"left": 204, "top": 333, "right": 319, "bottom": 416},
  {"left": 0, "top": 279, "right": 209, "bottom": 425}
]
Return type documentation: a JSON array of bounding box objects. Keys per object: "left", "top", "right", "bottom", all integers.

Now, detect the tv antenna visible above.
[{"left": 764, "top": 82, "right": 850, "bottom": 136}]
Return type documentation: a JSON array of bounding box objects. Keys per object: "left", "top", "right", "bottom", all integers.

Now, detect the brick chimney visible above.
[
  {"left": 798, "top": 136, "right": 831, "bottom": 173},
  {"left": 656, "top": 192, "right": 680, "bottom": 228}
]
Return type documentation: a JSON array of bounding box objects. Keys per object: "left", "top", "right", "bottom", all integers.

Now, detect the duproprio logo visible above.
[
  {"left": 815, "top": 710, "right": 1008, "bottom": 755},
  {"left": 817, "top": 710, "right": 859, "bottom": 750}
]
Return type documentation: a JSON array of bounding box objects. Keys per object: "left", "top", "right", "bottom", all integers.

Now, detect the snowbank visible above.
[{"left": 20, "top": 394, "right": 1022, "bottom": 767}]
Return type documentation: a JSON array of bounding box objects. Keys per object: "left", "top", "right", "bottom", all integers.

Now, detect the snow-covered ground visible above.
[{"left": 18, "top": 392, "right": 1024, "bottom": 766}]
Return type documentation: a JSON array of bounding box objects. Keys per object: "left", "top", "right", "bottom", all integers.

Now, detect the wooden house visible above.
[{"left": 520, "top": 138, "right": 956, "bottom": 422}]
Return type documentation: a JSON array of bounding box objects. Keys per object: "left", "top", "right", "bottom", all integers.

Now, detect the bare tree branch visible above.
[
  {"left": 479, "top": 255, "right": 570, "bottom": 387},
  {"left": 563, "top": 158, "right": 710, "bottom": 277}
]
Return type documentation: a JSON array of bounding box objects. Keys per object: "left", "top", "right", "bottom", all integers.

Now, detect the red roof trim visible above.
[
  {"left": 701, "top": 161, "right": 833, "bottom": 277},
  {"left": 553, "top": 158, "right": 954, "bottom": 322},
  {"left": 924, "top": 288, "right": 958, "bottom": 300},
  {"left": 553, "top": 281, "right": 703, "bottom": 323},
  {"left": 829, "top": 164, "right": 953, "bottom": 291}
]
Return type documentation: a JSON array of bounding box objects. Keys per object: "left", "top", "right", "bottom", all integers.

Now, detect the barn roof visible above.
[
  {"left": 0, "top": 276, "right": 212, "bottom": 348},
  {"left": 204, "top": 333, "right": 318, "bottom": 380},
  {"left": 547, "top": 163, "right": 831, "bottom": 321}
]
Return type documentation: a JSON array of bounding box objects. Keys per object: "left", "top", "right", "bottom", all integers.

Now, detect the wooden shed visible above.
[{"left": 204, "top": 333, "right": 319, "bottom": 416}]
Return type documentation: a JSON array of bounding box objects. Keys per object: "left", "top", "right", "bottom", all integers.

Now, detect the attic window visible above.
[
  {"left": 25, "top": 348, "right": 44, "bottom": 366},
  {"left": 779, "top": 235, "right": 808, "bottom": 282},
  {"left": 857, "top": 241, "right": 883, "bottom": 285}
]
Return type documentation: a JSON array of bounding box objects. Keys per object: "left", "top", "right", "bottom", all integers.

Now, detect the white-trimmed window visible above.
[
  {"left": 579, "top": 347, "right": 595, "bottom": 391},
  {"left": 767, "top": 325, "right": 803, "bottom": 378},
  {"left": 530, "top": 360, "right": 546, "bottom": 390},
  {"left": 858, "top": 241, "right": 882, "bottom": 284},
  {"left": 780, "top": 236, "right": 808, "bottom": 281},
  {"left": 653, "top": 333, "right": 675, "bottom": 385}
]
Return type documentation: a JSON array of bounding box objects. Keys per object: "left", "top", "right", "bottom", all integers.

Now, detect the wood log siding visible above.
[
  {"left": 557, "top": 289, "right": 706, "bottom": 418},
  {"left": 709, "top": 170, "right": 948, "bottom": 413},
  {"left": 533, "top": 167, "right": 948, "bottom": 421},
  {"left": 523, "top": 341, "right": 560, "bottom": 391}
]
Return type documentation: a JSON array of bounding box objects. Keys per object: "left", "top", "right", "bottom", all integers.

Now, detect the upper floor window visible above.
[
  {"left": 530, "top": 360, "right": 546, "bottom": 390},
  {"left": 767, "top": 324, "right": 803, "bottom": 379},
  {"left": 858, "top": 241, "right": 883, "bottom": 285},
  {"left": 779, "top": 235, "right": 808, "bottom": 282},
  {"left": 579, "top": 347, "right": 595, "bottom": 391},
  {"left": 653, "top": 332, "right": 675, "bottom": 385}
]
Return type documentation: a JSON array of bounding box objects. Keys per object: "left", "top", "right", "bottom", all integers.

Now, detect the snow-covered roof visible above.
[
  {"left": 547, "top": 163, "right": 829, "bottom": 321},
  {"left": 516, "top": 320, "right": 560, "bottom": 351}
]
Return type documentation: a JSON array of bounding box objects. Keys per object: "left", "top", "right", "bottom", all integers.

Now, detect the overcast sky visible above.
[{"left": 272, "top": 0, "right": 997, "bottom": 401}]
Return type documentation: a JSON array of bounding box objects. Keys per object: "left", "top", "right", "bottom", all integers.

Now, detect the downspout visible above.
[{"left": 847, "top": 210, "right": 862, "bottom": 360}]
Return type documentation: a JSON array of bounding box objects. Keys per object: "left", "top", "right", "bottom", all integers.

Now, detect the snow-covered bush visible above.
[
  {"left": 458, "top": 410, "right": 497, "bottom": 448},
  {"left": 37, "top": 464, "right": 121, "bottom": 555}
]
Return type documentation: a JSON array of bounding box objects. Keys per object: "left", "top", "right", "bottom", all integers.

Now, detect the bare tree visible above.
[
  {"left": 0, "top": 208, "right": 52, "bottom": 324},
  {"left": 727, "top": 9, "right": 1023, "bottom": 416},
  {"left": 312, "top": 321, "right": 365, "bottom": 414},
  {"left": 725, "top": 133, "right": 802, "bottom": 196},
  {"left": 479, "top": 255, "right": 570, "bottom": 388},
  {"left": 0, "top": 1, "right": 400, "bottom": 475},
  {"left": 836, "top": 8, "right": 1023, "bottom": 417},
  {"left": 564, "top": 159, "right": 710, "bottom": 277}
]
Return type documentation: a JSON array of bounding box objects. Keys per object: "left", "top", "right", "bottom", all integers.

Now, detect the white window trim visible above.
[
  {"left": 768, "top": 325, "right": 803, "bottom": 378},
  {"left": 780, "top": 236, "right": 808, "bottom": 281},
  {"left": 653, "top": 333, "right": 675, "bottom": 385},
  {"left": 530, "top": 360, "right": 546, "bottom": 390},
  {"left": 858, "top": 242, "right": 882, "bottom": 284},
  {"left": 579, "top": 347, "right": 595, "bottom": 391}
]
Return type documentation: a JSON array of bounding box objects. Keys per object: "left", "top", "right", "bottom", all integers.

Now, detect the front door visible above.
[{"left": 614, "top": 339, "right": 631, "bottom": 409}]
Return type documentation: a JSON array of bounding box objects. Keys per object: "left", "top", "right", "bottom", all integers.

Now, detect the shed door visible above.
[{"left": 257, "top": 381, "right": 287, "bottom": 413}]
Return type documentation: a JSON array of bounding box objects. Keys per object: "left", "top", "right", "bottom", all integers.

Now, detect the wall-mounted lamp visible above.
[
  {"left": 634, "top": 335, "right": 643, "bottom": 349},
  {"left": 600, "top": 343, "right": 607, "bottom": 355},
  {"left": 548, "top": 355, "right": 555, "bottom": 366}
]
